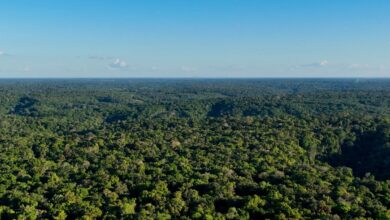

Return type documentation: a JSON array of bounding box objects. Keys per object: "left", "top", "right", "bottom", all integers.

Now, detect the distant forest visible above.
[{"left": 0, "top": 79, "right": 389, "bottom": 219}]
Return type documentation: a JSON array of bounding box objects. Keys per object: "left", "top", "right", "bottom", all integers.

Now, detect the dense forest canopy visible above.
[{"left": 0, "top": 79, "right": 389, "bottom": 219}]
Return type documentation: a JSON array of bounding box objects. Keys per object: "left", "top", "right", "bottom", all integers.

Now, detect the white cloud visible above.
[
  {"left": 109, "top": 58, "right": 128, "bottom": 69},
  {"left": 300, "top": 60, "right": 329, "bottom": 68},
  {"left": 21, "top": 66, "right": 31, "bottom": 72},
  {"left": 319, "top": 60, "right": 329, "bottom": 66}
]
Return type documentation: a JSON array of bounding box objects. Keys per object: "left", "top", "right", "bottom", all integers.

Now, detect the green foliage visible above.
[{"left": 0, "top": 79, "right": 389, "bottom": 219}]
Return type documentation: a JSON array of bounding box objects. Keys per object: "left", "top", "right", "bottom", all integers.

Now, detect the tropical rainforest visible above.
[{"left": 0, "top": 79, "right": 389, "bottom": 219}]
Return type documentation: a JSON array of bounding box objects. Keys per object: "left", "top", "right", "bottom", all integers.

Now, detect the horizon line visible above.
[{"left": 0, "top": 76, "right": 389, "bottom": 80}]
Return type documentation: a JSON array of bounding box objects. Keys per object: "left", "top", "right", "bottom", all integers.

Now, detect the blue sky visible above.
[{"left": 0, "top": 0, "right": 389, "bottom": 78}]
